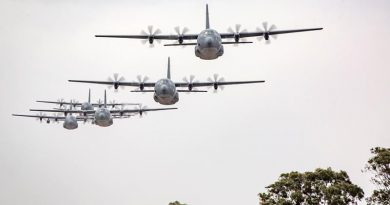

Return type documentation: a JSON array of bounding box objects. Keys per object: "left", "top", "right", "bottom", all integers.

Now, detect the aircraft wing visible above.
[
  {"left": 175, "top": 80, "right": 265, "bottom": 88},
  {"left": 109, "top": 107, "right": 178, "bottom": 114},
  {"left": 12, "top": 114, "right": 65, "bottom": 120},
  {"left": 95, "top": 34, "right": 199, "bottom": 40},
  {"left": 220, "top": 28, "right": 323, "bottom": 39},
  {"left": 36, "top": 100, "right": 82, "bottom": 106},
  {"left": 92, "top": 103, "right": 140, "bottom": 107},
  {"left": 29, "top": 109, "right": 96, "bottom": 114},
  {"left": 68, "top": 80, "right": 156, "bottom": 88},
  {"left": 12, "top": 114, "right": 93, "bottom": 121}
]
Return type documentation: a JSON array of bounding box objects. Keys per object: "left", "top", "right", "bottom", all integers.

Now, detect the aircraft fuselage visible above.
[
  {"left": 63, "top": 115, "right": 78, "bottom": 130},
  {"left": 195, "top": 29, "right": 224, "bottom": 60},
  {"left": 94, "top": 108, "right": 113, "bottom": 127},
  {"left": 153, "top": 78, "right": 179, "bottom": 105},
  {"left": 81, "top": 102, "right": 94, "bottom": 110}
]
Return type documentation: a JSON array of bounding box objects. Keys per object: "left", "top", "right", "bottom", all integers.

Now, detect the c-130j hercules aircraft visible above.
[
  {"left": 13, "top": 90, "right": 177, "bottom": 130},
  {"left": 95, "top": 4, "right": 323, "bottom": 60},
  {"left": 69, "top": 57, "right": 265, "bottom": 105}
]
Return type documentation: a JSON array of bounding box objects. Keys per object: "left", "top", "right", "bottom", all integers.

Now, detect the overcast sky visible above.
[{"left": 0, "top": 0, "right": 389, "bottom": 205}]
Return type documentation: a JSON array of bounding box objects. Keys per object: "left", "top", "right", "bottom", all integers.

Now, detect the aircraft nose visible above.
[
  {"left": 161, "top": 85, "right": 169, "bottom": 94},
  {"left": 97, "top": 112, "right": 105, "bottom": 119},
  {"left": 206, "top": 38, "right": 213, "bottom": 47}
]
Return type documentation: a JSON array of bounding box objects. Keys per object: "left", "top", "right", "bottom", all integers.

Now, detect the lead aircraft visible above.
[
  {"left": 69, "top": 57, "right": 265, "bottom": 105},
  {"left": 95, "top": 4, "right": 323, "bottom": 60}
]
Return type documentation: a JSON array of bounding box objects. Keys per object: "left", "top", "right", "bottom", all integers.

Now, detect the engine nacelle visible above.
[
  {"left": 234, "top": 34, "right": 240, "bottom": 43},
  {"left": 148, "top": 37, "right": 154, "bottom": 44},
  {"left": 114, "top": 82, "right": 119, "bottom": 90},
  {"left": 178, "top": 36, "right": 184, "bottom": 44},
  {"left": 265, "top": 33, "right": 269, "bottom": 41}
]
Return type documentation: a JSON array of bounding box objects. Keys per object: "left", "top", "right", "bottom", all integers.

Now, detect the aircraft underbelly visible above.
[
  {"left": 195, "top": 46, "right": 224, "bottom": 60},
  {"left": 154, "top": 93, "right": 178, "bottom": 105},
  {"left": 95, "top": 118, "right": 113, "bottom": 127},
  {"left": 63, "top": 121, "right": 78, "bottom": 130}
]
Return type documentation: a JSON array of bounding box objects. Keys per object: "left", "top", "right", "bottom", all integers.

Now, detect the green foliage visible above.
[
  {"left": 168, "top": 201, "right": 187, "bottom": 205},
  {"left": 259, "top": 168, "right": 364, "bottom": 205},
  {"left": 365, "top": 147, "right": 390, "bottom": 205}
]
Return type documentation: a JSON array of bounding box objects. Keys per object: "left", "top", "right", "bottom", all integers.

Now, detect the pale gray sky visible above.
[{"left": 0, "top": 0, "right": 389, "bottom": 205}]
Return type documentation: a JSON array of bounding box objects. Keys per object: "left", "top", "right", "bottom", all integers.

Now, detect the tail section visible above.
[
  {"left": 206, "top": 4, "right": 210, "bottom": 29},
  {"left": 88, "top": 89, "right": 91, "bottom": 103},
  {"left": 104, "top": 90, "right": 107, "bottom": 108},
  {"left": 167, "top": 57, "right": 171, "bottom": 79}
]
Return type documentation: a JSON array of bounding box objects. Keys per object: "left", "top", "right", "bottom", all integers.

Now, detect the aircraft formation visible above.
[{"left": 13, "top": 4, "right": 323, "bottom": 130}]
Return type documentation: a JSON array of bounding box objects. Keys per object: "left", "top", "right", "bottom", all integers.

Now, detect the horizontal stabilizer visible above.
[
  {"left": 164, "top": 43, "right": 197, "bottom": 47},
  {"left": 222, "top": 41, "right": 253, "bottom": 45}
]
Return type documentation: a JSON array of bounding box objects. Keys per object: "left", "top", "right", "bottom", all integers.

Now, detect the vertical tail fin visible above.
[
  {"left": 206, "top": 4, "right": 210, "bottom": 29},
  {"left": 167, "top": 57, "right": 171, "bottom": 79},
  {"left": 88, "top": 89, "right": 91, "bottom": 103},
  {"left": 104, "top": 90, "right": 107, "bottom": 108}
]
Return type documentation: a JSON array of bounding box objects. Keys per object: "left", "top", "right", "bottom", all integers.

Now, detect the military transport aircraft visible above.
[
  {"left": 69, "top": 57, "right": 265, "bottom": 105},
  {"left": 13, "top": 90, "right": 177, "bottom": 130},
  {"left": 94, "top": 4, "right": 323, "bottom": 60},
  {"left": 12, "top": 113, "right": 131, "bottom": 130},
  {"left": 36, "top": 89, "right": 140, "bottom": 110}
]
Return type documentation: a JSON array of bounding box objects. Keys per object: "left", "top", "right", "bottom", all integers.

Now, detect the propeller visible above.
[
  {"left": 228, "top": 24, "right": 248, "bottom": 45},
  {"left": 141, "top": 25, "right": 162, "bottom": 47},
  {"left": 183, "top": 75, "right": 199, "bottom": 91},
  {"left": 57, "top": 98, "right": 66, "bottom": 108},
  {"left": 135, "top": 75, "right": 149, "bottom": 91},
  {"left": 136, "top": 104, "right": 148, "bottom": 118},
  {"left": 109, "top": 100, "right": 118, "bottom": 108},
  {"left": 52, "top": 113, "right": 61, "bottom": 124},
  {"left": 96, "top": 99, "right": 103, "bottom": 108},
  {"left": 256, "top": 22, "right": 277, "bottom": 44},
  {"left": 70, "top": 99, "right": 78, "bottom": 108},
  {"left": 174, "top": 26, "right": 189, "bottom": 45},
  {"left": 207, "top": 74, "right": 225, "bottom": 93},
  {"left": 108, "top": 73, "right": 126, "bottom": 91},
  {"left": 115, "top": 105, "right": 127, "bottom": 118},
  {"left": 36, "top": 112, "right": 47, "bottom": 123}
]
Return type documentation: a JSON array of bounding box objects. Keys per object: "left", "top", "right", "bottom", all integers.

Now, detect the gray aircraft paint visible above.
[
  {"left": 194, "top": 5, "right": 224, "bottom": 60},
  {"left": 63, "top": 115, "right": 78, "bottom": 130},
  {"left": 80, "top": 89, "right": 94, "bottom": 111},
  {"left": 94, "top": 90, "right": 113, "bottom": 127},
  {"left": 153, "top": 57, "right": 179, "bottom": 105}
]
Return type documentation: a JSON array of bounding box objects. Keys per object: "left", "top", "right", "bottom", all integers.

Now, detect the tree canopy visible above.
[
  {"left": 258, "top": 167, "right": 364, "bottom": 205},
  {"left": 365, "top": 147, "right": 390, "bottom": 205}
]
